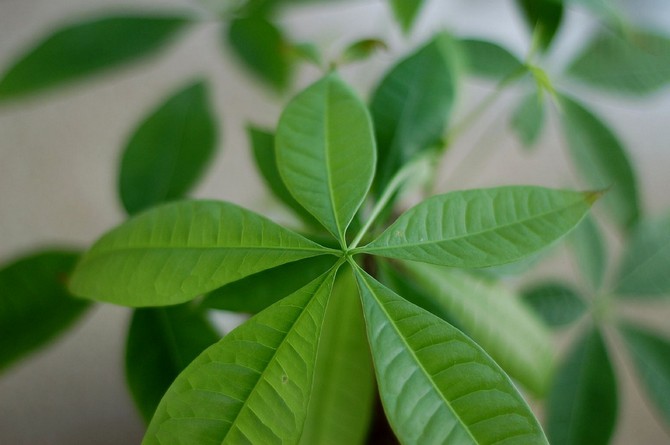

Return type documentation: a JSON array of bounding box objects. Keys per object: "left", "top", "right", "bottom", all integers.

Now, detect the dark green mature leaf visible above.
[
  {"left": 227, "top": 16, "right": 293, "bottom": 91},
  {"left": 570, "top": 215, "right": 606, "bottom": 291},
  {"left": 516, "top": 0, "right": 564, "bottom": 51},
  {"left": 276, "top": 73, "right": 376, "bottom": 245},
  {"left": 353, "top": 266, "right": 549, "bottom": 445},
  {"left": 371, "top": 32, "right": 458, "bottom": 195},
  {"left": 0, "top": 250, "right": 90, "bottom": 371},
  {"left": 521, "top": 281, "right": 587, "bottom": 328},
  {"left": 143, "top": 267, "right": 337, "bottom": 445},
  {"left": 248, "top": 126, "right": 320, "bottom": 228},
  {"left": 459, "top": 39, "right": 526, "bottom": 80},
  {"left": 300, "top": 265, "right": 374, "bottom": 445},
  {"left": 620, "top": 323, "right": 670, "bottom": 426},
  {"left": 203, "top": 255, "right": 336, "bottom": 313},
  {"left": 0, "top": 15, "right": 188, "bottom": 100},
  {"left": 559, "top": 95, "right": 640, "bottom": 229},
  {"left": 511, "top": 90, "right": 545, "bottom": 149},
  {"left": 616, "top": 211, "right": 670, "bottom": 297},
  {"left": 119, "top": 81, "right": 217, "bottom": 215},
  {"left": 403, "top": 262, "right": 554, "bottom": 396},
  {"left": 567, "top": 29, "right": 670, "bottom": 95},
  {"left": 547, "top": 327, "right": 618, "bottom": 445},
  {"left": 126, "top": 303, "right": 220, "bottom": 422},
  {"left": 388, "top": 0, "right": 426, "bottom": 33},
  {"left": 358, "top": 186, "right": 598, "bottom": 268},
  {"left": 69, "top": 200, "right": 335, "bottom": 307}
]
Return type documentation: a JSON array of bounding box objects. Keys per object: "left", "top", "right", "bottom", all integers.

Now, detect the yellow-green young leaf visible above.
[
  {"left": 338, "top": 38, "right": 387, "bottom": 65},
  {"left": 567, "top": 29, "right": 670, "bottom": 95},
  {"left": 371, "top": 32, "right": 459, "bottom": 195},
  {"left": 521, "top": 281, "right": 587, "bottom": 328},
  {"left": 353, "top": 266, "right": 548, "bottom": 445},
  {"left": 0, "top": 250, "right": 90, "bottom": 372},
  {"left": 547, "top": 327, "right": 618, "bottom": 445},
  {"left": 276, "top": 73, "right": 376, "bottom": 245},
  {"left": 358, "top": 186, "right": 598, "bottom": 268},
  {"left": 300, "top": 265, "right": 375, "bottom": 445},
  {"left": 402, "top": 262, "right": 554, "bottom": 396},
  {"left": 143, "top": 267, "right": 338, "bottom": 445},
  {"left": 515, "top": 0, "right": 564, "bottom": 51},
  {"left": 511, "top": 90, "right": 545, "bottom": 149},
  {"left": 616, "top": 211, "right": 670, "bottom": 298},
  {"left": 570, "top": 215, "right": 606, "bottom": 291},
  {"left": 227, "top": 16, "right": 293, "bottom": 91},
  {"left": 125, "top": 304, "right": 220, "bottom": 423},
  {"left": 69, "top": 200, "right": 335, "bottom": 307},
  {"left": 0, "top": 15, "right": 188, "bottom": 100},
  {"left": 459, "top": 39, "right": 526, "bottom": 81},
  {"left": 559, "top": 95, "right": 640, "bottom": 229},
  {"left": 388, "top": 0, "right": 426, "bottom": 33},
  {"left": 119, "top": 81, "right": 217, "bottom": 215}
]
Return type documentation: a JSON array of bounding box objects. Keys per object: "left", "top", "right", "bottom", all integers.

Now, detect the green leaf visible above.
[
  {"left": 616, "top": 211, "right": 670, "bottom": 298},
  {"left": 388, "top": 0, "right": 426, "bottom": 33},
  {"left": 402, "top": 262, "right": 554, "bottom": 396},
  {"left": 547, "top": 327, "right": 618, "bottom": 445},
  {"left": 143, "top": 267, "right": 337, "bottom": 445},
  {"left": 620, "top": 323, "right": 670, "bottom": 427},
  {"left": 276, "top": 73, "right": 376, "bottom": 245},
  {"left": 119, "top": 81, "right": 217, "bottom": 215},
  {"left": 567, "top": 29, "right": 670, "bottom": 95},
  {"left": 521, "top": 281, "right": 587, "bottom": 328},
  {"left": 0, "top": 250, "right": 90, "bottom": 371},
  {"left": 126, "top": 303, "right": 220, "bottom": 422},
  {"left": 515, "top": 0, "right": 564, "bottom": 51},
  {"left": 353, "top": 266, "right": 548, "bottom": 445},
  {"left": 69, "top": 200, "right": 334, "bottom": 307},
  {"left": 0, "top": 15, "right": 188, "bottom": 100},
  {"left": 248, "top": 125, "right": 320, "bottom": 228},
  {"left": 227, "top": 16, "right": 293, "bottom": 91},
  {"left": 300, "top": 265, "right": 375, "bottom": 445},
  {"left": 510, "top": 90, "right": 545, "bottom": 149},
  {"left": 371, "top": 33, "right": 459, "bottom": 195},
  {"left": 459, "top": 39, "right": 526, "bottom": 80},
  {"left": 570, "top": 215, "right": 606, "bottom": 291},
  {"left": 338, "top": 38, "right": 387, "bottom": 65},
  {"left": 203, "top": 256, "right": 337, "bottom": 313},
  {"left": 558, "top": 95, "right": 640, "bottom": 229},
  {"left": 358, "top": 186, "right": 598, "bottom": 268}
]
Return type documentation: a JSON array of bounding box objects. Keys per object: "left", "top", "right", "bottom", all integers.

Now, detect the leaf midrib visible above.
[{"left": 323, "top": 79, "right": 344, "bottom": 245}]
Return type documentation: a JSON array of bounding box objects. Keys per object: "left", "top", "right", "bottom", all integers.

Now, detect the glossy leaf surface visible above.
[
  {"left": 354, "top": 267, "right": 548, "bottom": 445},
  {"left": 570, "top": 215, "right": 606, "bottom": 291},
  {"left": 120, "top": 81, "right": 217, "bottom": 215},
  {"left": 69, "top": 200, "right": 332, "bottom": 306},
  {"left": 0, "top": 250, "right": 90, "bottom": 371},
  {"left": 126, "top": 303, "right": 220, "bottom": 422},
  {"left": 0, "top": 15, "right": 188, "bottom": 100},
  {"left": 616, "top": 211, "right": 670, "bottom": 298},
  {"left": 276, "top": 74, "right": 376, "bottom": 244},
  {"left": 370, "top": 33, "right": 458, "bottom": 195},
  {"left": 515, "top": 0, "right": 564, "bottom": 51},
  {"left": 389, "top": 0, "right": 426, "bottom": 33},
  {"left": 359, "top": 186, "right": 597, "bottom": 268},
  {"left": 459, "top": 39, "right": 525, "bottom": 80},
  {"left": 403, "top": 262, "right": 554, "bottom": 395},
  {"left": 511, "top": 90, "right": 545, "bottom": 148},
  {"left": 521, "top": 281, "right": 587, "bottom": 328},
  {"left": 143, "top": 268, "right": 336, "bottom": 445},
  {"left": 547, "top": 328, "right": 618, "bottom": 445},
  {"left": 559, "top": 95, "right": 640, "bottom": 229}
]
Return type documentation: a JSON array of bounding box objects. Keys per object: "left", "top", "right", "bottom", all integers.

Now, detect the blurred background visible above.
[{"left": 1, "top": 0, "right": 669, "bottom": 443}]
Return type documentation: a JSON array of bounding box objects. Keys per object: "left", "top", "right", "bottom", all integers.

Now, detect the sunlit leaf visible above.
[
  {"left": 515, "top": 0, "right": 564, "bottom": 51},
  {"left": 359, "top": 186, "right": 598, "bottom": 268},
  {"left": 459, "top": 38, "right": 525, "bottom": 80},
  {"left": 143, "top": 267, "right": 337, "bottom": 445},
  {"left": 511, "top": 90, "right": 545, "bottom": 149},
  {"left": 570, "top": 215, "right": 606, "bottom": 291},
  {"left": 0, "top": 250, "right": 90, "bottom": 371},
  {"left": 119, "top": 81, "right": 217, "bottom": 215},
  {"left": 388, "top": 0, "right": 426, "bottom": 33},
  {"left": 521, "top": 281, "right": 587, "bottom": 328},
  {"left": 0, "top": 15, "right": 188, "bottom": 100},
  {"left": 353, "top": 266, "right": 548, "bottom": 445},
  {"left": 276, "top": 73, "right": 376, "bottom": 244},
  {"left": 69, "top": 200, "right": 334, "bottom": 306}
]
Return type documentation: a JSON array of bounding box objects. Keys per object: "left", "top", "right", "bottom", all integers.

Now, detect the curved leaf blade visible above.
[
  {"left": 143, "top": 267, "right": 337, "bottom": 445},
  {"left": 126, "top": 303, "right": 220, "bottom": 422},
  {"left": 69, "top": 200, "right": 334, "bottom": 307},
  {"left": 359, "top": 186, "right": 598, "bottom": 268},
  {"left": 120, "top": 81, "right": 218, "bottom": 215},
  {"left": 0, "top": 250, "right": 90, "bottom": 371},
  {"left": 515, "top": 0, "right": 564, "bottom": 51},
  {"left": 0, "top": 15, "right": 188, "bottom": 100},
  {"left": 388, "top": 0, "right": 426, "bottom": 33},
  {"left": 570, "top": 215, "right": 606, "bottom": 291},
  {"left": 353, "top": 266, "right": 548, "bottom": 445},
  {"left": 521, "top": 281, "right": 587, "bottom": 328},
  {"left": 459, "top": 39, "right": 525, "bottom": 81},
  {"left": 276, "top": 73, "right": 376, "bottom": 244}
]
